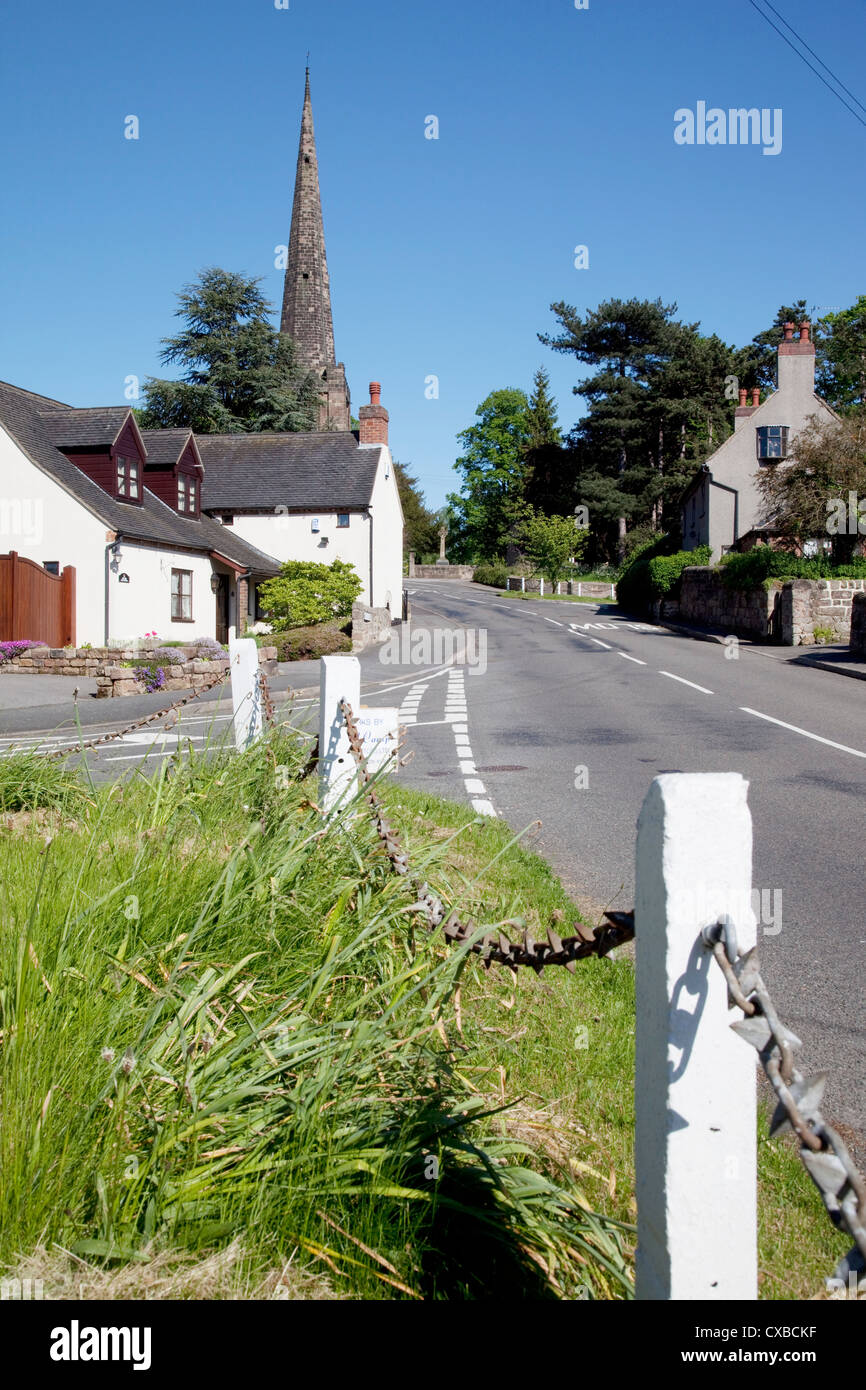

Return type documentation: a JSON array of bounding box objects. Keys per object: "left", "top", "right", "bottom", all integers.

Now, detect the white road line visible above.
[
  {"left": 619, "top": 653, "right": 647, "bottom": 665},
  {"left": 659, "top": 670, "right": 714, "bottom": 694},
  {"left": 542, "top": 617, "right": 564, "bottom": 627},
  {"left": 740, "top": 707, "right": 866, "bottom": 759},
  {"left": 589, "top": 637, "right": 612, "bottom": 649},
  {"left": 471, "top": 799, "right": 497, "bottom": 817},
  {"left": 464, "top": 778, "right": 486, "bottom": 795}
]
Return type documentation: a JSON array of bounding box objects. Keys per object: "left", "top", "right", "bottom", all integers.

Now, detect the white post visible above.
[
  {"left": 229, "top": 637, "right": 263, "bottom": 751},
  {"left": 539, "top": 578, "right": 545, "bottom": 596},
  {"left": 520, "top": 576, "right": 525, "bottom": 592},
  {"left": 577, "top": 582, "right": 583, "bottom": 597},
  {"left": 634, "top": 773, "right": 757, "bottom": 1301},
  {"left": 319, "top": 654, "right": 361, "bottom": 815}
]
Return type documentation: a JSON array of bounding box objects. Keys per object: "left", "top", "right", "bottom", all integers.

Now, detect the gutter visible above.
[{"left": 104, "top": 532, "right": 123, "bottom": 646}]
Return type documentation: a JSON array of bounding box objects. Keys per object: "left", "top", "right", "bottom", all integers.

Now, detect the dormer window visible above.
[
  {"left": 116, "top": 456, "right": 140, "bottom": 499},
  {"left": 756, "top": 426, "right": 789, "bottom": 461}
]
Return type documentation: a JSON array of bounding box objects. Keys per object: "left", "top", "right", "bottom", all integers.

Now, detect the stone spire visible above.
[{"left": 280, "top": 69, "right": 351, "bottom": 431}]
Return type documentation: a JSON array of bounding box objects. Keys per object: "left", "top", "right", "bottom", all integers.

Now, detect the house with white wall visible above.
[
  {"left": 197, "top": 382, "right": 404, "bottom": 615},
  {"left": 0, "top": 381, "right": 280, "bottom": 646},
  {"left": 681, "top": 321, "right": 839, "bottom": 560}
]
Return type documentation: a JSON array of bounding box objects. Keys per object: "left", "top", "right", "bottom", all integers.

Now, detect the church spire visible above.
[{"left": 280, "top": 68, "right": 350, "bottom": 430}]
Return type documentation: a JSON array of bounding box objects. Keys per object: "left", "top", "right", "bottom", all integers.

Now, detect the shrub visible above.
[
  {"left": 0, "top": 640, "right": 42, "bottom": 664},
  {"left": 271, "top": 621, "right": 352, "bottom": 661},
  {"left": 134, "top": 664, "right": 167, "bottom": 693},
  {"left": 258, "top": 558, "right": 363, "bottom": 630},
  {"left": 616, "top": 536, "right": 710, "bottom": 612},
  {"left": 719, "top": 548, "right": 866, "bottom": 591},
  {"left": 472, "top": 561, "right": 508, "bottom": 588},
  {"left": 192, "top": 636, "right": 226, "bottom": 657}
]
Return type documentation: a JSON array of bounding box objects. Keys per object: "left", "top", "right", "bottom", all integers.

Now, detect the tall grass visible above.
[{"left": 0, "top": 730, "right": 632, "bottom": 1299}]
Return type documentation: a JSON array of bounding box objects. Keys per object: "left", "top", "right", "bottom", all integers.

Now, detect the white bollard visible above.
[
  {"left": 634, "top": 773, "right": 757, "bottom": 1301},
  {"left": 229, "top": 637, "right": 263, "bottom": 751},
  {"left": 319, "top": 654, "right": 361, "bottom": 815}
]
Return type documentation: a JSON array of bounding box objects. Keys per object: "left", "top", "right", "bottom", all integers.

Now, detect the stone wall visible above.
[
  {"left": 351, "top": 603, "right": 393, "bottom": 651},
  {"left": 677, "top": 568, "right": 782, "bottom": 638},
  {"left": 779, "top": 577, "right": 866, "bottom": 646},
  {"left": 410, "top": 564, "right": 474, "bottom": 580},
  {"left": 850, "top": 592, "right": 866, "bottom": 657},
  {"left": 0, "top": 643, "right": 277, "bottom": 696}
]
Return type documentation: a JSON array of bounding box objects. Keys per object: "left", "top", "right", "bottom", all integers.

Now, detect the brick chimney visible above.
[
  {"left": 777, "top": 319, "right": 815, "bottom": 396},
  {"left": 735, "top": 385, "right": 760, "bottom": 430},
  {"left": 358, "top": 381, "right": 389, "bottom": 446}
]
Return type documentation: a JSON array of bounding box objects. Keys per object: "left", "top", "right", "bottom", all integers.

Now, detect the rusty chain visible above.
[
  {"left": 44, "top": 668, "right": 231, "bottom": 760},
  {"left": 339, "top": 698, "right": 634, "bottom": 974},
  {"left": 704, "top": 916, "right": 866, "bottom": 1290}
]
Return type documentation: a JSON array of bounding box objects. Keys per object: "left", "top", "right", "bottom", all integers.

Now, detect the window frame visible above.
[
  {"left": 116, "top": 455, "right": 140, "bottom": 500},
  {"left": 756, "top": 425, "right": 789, "bottom": 462},
  {"left": 170, "top": 567, "right": 194, "bottom": 623},
  {"left": 336, "top": 512, "right": 350, "bottom": 529}
]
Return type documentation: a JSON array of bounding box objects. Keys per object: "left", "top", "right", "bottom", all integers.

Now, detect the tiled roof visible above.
[
  {"left": 196, "top": 431, "right": 379, "bottom": 511},
  {"left": 37, "top": 407, "right": 132, "bottom": 448},
  {"left": 0, "top": 382, "right": 280, "bottom": 576},
  {"left": 140, "top": 429, "right": 198, "bottom": 466}
]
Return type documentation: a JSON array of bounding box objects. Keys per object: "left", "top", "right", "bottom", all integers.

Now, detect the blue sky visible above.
[{"left": 1, "top": 0, "right": 864, "bottom": 508}]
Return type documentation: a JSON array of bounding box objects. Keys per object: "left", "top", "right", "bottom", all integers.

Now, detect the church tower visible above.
[{"left": 280, "top": 69, "right": 351, "bottom": 432}]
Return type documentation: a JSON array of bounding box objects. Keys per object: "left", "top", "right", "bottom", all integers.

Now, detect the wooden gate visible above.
[{"left": 0, "top": 552, "right": 76, "bottom": 647}]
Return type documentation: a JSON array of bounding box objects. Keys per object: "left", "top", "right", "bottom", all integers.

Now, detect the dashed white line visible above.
[
  {"left": 589, "top": 637, "right": 612, "bottom": 649},
  {"left": 739, "top": 707, "right": 866, "bottom": 759},
  {"left": 659, "top": 671, "right": 714, "bottom": 694},
  {"left": 619, "top": 653, "right": 647, "bottom": 666}
]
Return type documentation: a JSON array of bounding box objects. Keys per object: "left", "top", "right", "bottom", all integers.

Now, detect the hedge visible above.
[{"left": 719, "top": 548, "right": 866, "bottom": 591}]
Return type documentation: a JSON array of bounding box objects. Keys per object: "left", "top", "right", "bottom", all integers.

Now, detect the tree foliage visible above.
[
  {"left": 137, "top": 267, "right": 319, "bottom": 434},
  {"left": 394, "top": 462, "right": 439, "bottom": 559},
  {"left": 446, "top": 389, "right": 531, "bottom": 560},
  {"left": 755, "top": 414, "right": 866, "bottom": 562},
  {"left": 258, "top": 558, "right": 363, "bottom": 630},
  {"left": 521, "top": 509, "right": 588, "bottom": 586}
]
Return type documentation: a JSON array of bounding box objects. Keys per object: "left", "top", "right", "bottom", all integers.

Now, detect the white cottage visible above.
[{"left": 681, "top": 321, "right": 838, "bottom": 560}]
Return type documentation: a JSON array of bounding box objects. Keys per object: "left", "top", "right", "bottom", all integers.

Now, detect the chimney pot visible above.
[
  {"left": 783, "top": 322, "right": 795, "bottom": 341},
  {"left": 751, "top": 387, "right": 760, "bottom": 407},
  {"left": 738, "top": 388, "right": 748, "bottom": 407},
  {"left": 358, "top": 380, "right": 389, "bottom": 446},
  {"left": 369, "top": 382, "right": 381, "bottom": 406},
  {"left": 799, "top": 320, "right": 811, "bottom": 341}
]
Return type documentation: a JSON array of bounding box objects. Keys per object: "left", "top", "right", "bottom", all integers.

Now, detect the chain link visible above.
[
  {"left": 44, "top": 668, "right": 231, "bottom": 760},
  {"left": 704, "top": 916, "right": 866, "bottom": 1289},
  {"left": 339, "top": 698, "right": 634, "bottom": 974}
]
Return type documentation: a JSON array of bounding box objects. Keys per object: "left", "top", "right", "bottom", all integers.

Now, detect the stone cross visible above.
[{"left": 436, "top": 525, "right": 448, "bottom": 565}]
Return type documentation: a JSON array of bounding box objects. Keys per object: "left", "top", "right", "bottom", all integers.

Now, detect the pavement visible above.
[{"left": 0, "top": 673, "right": 100, "bottom": 707}]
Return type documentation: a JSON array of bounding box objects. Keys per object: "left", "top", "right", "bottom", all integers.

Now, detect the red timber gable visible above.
[
  {"left": 140, "top": 431, "right": 204, "bottom": 517},
  {"left": 44, "top": 409, "right": 148, "bottom": 507}
]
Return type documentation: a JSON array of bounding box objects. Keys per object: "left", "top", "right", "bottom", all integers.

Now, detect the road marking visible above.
[
  {"left": 542, "top": 617, "right": 564, "bottom": 627},
  {"left": 659, "top": 671, "right": 714, "bottom": 694},
  {"left": 471, "top": 798, "right": 497, "bottom": 817},
  {"left": 740, "top": 707, "right": 866, "bottom": 759},
  {"left": 589, "top": 637, "right": 612, "bottom": 649},
  {"left": 619, "top": 653, "right": 647, "bottom": 665}
]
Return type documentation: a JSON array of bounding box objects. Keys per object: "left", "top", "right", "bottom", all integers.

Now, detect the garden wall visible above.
[
  {"left": 351, "top": 603, "right": 393, "bottom": 651},
  {"left": 850, "top": 592, "right": 866, "bottom": 657},
  {"left": 675, "top": 569, "right": 782, "bottom": 638},
  {"left": 0, "top": 644, "right": 278, "bottom": 696},
  {"left": 778, "top": 578, "right": 866, "bottom": 646}
]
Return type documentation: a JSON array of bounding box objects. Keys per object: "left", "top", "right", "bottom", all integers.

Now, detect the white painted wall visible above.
[
  {"left": 367, "top": 444, "right": 404, "bottom": 614},
  {"left": 0, "top": 423, "right": 107, "bottom": 643},
  {"left": 107, "top": 541, "right": 227, "bottom": 644}
]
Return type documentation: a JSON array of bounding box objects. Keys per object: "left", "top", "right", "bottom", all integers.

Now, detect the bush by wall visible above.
[
  {"left": 719, "top": 548, "right": 866, "bottom": 591},
  {"left": 472, "top": 561, "right": 508, "bottom": 588}
]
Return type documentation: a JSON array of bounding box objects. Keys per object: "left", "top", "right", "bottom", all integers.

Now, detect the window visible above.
[
  {"left": 221, "top": 513, "right": 234, "bottom": 526},
  {"left": 756, "top": 426, "right": 789, "bottom": 461},
  {"left": 116, "top": 456, "right": 140, "bottom": 499},
  {"left": 337, "top": 512, "right": 350, "bottom": 528},
  {"left": 171, "top": 568, "right": 193, "bottom": 621},
  {"left": 43, "top": 561, "right": 59, "bottom": 575},
  {"left": 177, "top": 475, "right": 199, "bottom": 514}
]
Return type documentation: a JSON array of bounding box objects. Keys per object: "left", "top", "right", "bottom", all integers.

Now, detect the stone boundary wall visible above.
[
  {"left": 0, "top": 644, "right": 277, "bottom": 696},
  {"left": 351, "top": 603, "right": 393, "bottom": 651},
  {"left": 850, "top": 592, "right": 866, "bottom": 657},
  {"left": 678, "top": 568, "right": 781, "bottom": 638},
  {"left": 779, "top": 577, "right": 866, "bottom": 646},
  {"left": 410, "top": 564, "right": 475, "bottom": 579}
]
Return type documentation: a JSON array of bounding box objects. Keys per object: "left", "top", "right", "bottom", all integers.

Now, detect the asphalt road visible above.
[{"left": 360, "top": 580, "right": 866, "bottom": 1144}]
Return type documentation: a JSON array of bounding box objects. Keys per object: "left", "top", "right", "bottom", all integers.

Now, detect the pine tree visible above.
[{"left": 138, "top": 267, "right": 319, "bottom": 433}]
